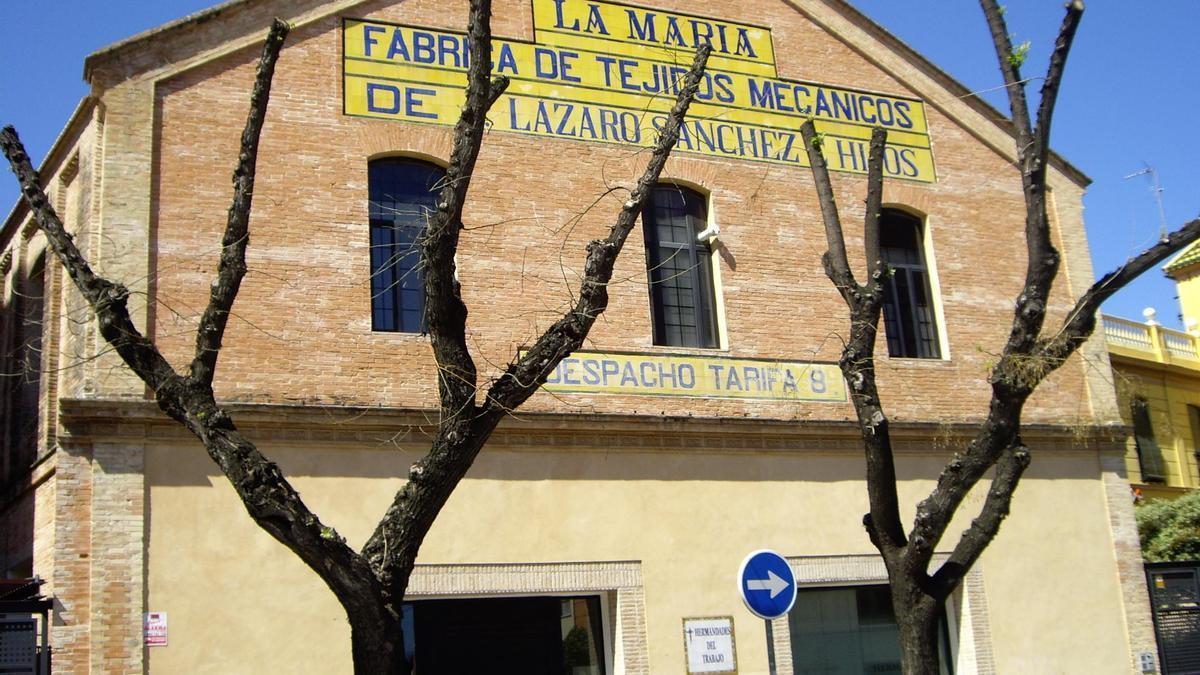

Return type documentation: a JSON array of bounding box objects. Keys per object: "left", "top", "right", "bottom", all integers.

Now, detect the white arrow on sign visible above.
[{"left": 745, "top": 570, "right": 790, "bottom": 599}]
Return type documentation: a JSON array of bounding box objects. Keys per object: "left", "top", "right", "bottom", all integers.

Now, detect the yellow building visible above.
[
  {"left": 0, "top": 0, "right": 1165, "bottom": 672},
  {"left": 1106, "top": 240, "right": 1200, "bottom": 500}
]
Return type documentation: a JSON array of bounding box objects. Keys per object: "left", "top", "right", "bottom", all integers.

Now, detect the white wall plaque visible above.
[{"left": 684, "top": 616, "right": 737, "bottom": 673}]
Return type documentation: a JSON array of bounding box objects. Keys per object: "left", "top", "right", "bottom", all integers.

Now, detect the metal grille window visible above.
[
  {"left": 1147, "top": 563, "right": 1200, "bottom": 674},
  {"left": 369, "top": 158, "right": 445, "bottom": 333},
  {"left": 642, "top": 185, "right": 719, "bottom": 349},
  {"left": 1133, "top": 397, "right": 1166, "bottom": 483},
  {"left": 881, "top": 209, "right": 941, "bottom": 359}
]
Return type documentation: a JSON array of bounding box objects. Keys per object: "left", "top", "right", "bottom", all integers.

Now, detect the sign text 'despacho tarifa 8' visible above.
[
  {"left": 343, "top": 0, "right": 937, "bottom": 182},
  {"left": 522, "top": 351, "right": 847, "bottom": 402}
]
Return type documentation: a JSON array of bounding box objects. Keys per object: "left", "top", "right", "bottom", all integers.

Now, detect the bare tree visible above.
[
  {"left": 798, "top": 1, "right": 1200, "bottom": 671},
  {"left": 1, "top": 2, "right": 710, "bottom": 672}
]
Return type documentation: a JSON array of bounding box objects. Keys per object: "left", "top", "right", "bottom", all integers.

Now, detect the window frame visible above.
[
  {"left": 879, "top": 207, "right": 947, "bottom": 360},
  {"left": 772, "top": 554, "right": 972, "bottom": 674},
  {"left": 1132, "top": 397, "right": 1166, "bottom": 483},
  {"left": 641, "top": 183, "right": 724, "bottom": 350},
  {"left": 787, "top": 582, "right": 956, "bottom": 675},
  {"left": 1188, "top": 404, "right": 1200, "bottom": 483},
  {"left": 367, "top": 156, "right": 446, "bottom": 334}
]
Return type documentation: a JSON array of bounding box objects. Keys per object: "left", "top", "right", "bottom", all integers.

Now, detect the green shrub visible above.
[{"left": 1137, "top": 490, "right": 1200, "bottom": 562}]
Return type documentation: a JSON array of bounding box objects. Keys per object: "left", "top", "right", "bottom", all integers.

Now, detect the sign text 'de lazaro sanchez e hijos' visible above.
[{"left": 342, "top": 0, "right": 937, "bottom": 182}]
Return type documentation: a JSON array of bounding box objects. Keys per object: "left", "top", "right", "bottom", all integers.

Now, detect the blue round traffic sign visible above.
[{"left": 738, "top": 549, "right": 796, "bottom": 619}]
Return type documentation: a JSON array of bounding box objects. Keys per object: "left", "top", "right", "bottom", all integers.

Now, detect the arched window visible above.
[
  {"left": 880, "top": 209, "right": 941, "bottom": 359},
  {"left": 368, "top": 158, "right": 445, "bottom": 332},
  {"left": 642, "top": 185, "right": 719, "bottom": 349}
]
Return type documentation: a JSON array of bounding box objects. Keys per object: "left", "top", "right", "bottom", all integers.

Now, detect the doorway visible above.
[{"left": 406, "top": 595, "right": 607, "bottom": 674}]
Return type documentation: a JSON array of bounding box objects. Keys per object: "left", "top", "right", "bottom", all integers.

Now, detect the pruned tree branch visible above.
[
  {"left": 360, "top": 37, "right": 711, "bottom": 611},
  {"left": 360, "top": 0, "right": 510, "bottom": 606},
  {"left": 1041, "top": 218, "right": 1200, "bottom": 362},
  {"left": 801, "top": 5, "right": 1200, "bottom": 671},
  {"left": 929, "top": 442, "right": 1030, "bottom": 597},
  {"left": 905, "top": 2, "right": 1092, "bottom": 566},
  {"left": 862, "top": 127, "right": 887, "bottom": 284},
  {"left": 1033, "top": 1, "right": 1084, "bottom": 165},
  {"left": 2, "top": 19, "right": 389, "bottom": 635},
  {"left": 480, "top": 43, "right": 713, "bottom": 418},
  {"left": 981, "top": 0, "right": 1083, "bottom": 362},
  {"left": 908, "top": 407, "right": 1016, "bottom": 569},
  {"left": 359, "top": 4, "right": 716, "bottom": 611},
  {"left": 1, "top": 126, "right": 177, "bottom": 392},
  {"left": 799, "top": 123, "right": 907, "bottom": 556},
  {"left": 799, "top": 121, "right": 857, "bottom": 300},
  {"left": 424, "top": 0, "right": 510, "bottom": 419},
  {"left": 979, "top": 0, "right": 1033, "bottom": 142},
  {"left": 189, "top": 19, "right": 290, "bottom": 388}
]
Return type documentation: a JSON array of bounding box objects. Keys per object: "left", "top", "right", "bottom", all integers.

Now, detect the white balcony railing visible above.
[
  {"left": 1103, "top": 316, "right": 1155, "bottom": 350},
  {"left": 1103, "top": 314, "right": 1200, "bottom": 367},
  {"left": 1164, "top": 330, "right": 1199, "bottom": 360}
]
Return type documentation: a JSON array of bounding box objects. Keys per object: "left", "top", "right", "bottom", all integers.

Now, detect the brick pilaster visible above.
[
  {"left": 1100, "top": 449, "right": 1161, "bottom": 673},
  {"left": 89, "top": 442, "right": 146, "bottom": 674},
  {"left": 51, "top": 443, "right": 93, "bottom": 673}
]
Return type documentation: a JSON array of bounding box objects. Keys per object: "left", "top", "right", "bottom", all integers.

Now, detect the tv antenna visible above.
[{"left": 1123, "top": 163, "right": 1167, "bottom": 239}]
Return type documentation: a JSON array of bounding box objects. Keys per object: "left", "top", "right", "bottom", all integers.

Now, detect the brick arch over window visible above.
[
  {"left": 368, "top": 158, "right": 445, "bottom": 333},
  {"left": 358, "top": 125, "right": 453, "bottom": 164}
]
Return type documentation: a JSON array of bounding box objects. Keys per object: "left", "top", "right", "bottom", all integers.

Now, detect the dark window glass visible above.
[
  {"left": 1133, "top": 397, "right": 1166, "bottom": 483},
  {"left": 369, "top": 158, "right": 445, "bottom": 332},
  {"left": 3, "top": 254, "right": 44, "bottom": 484},
  {"left": 401, "top": 595, "right": 607, "bottom": 674},
  {"left": 788, "top": 585, "right": 953, "bottom": 675},
  {"left": 881, "top": 210, "right": 941, "bottom": 359},
  {"left": 1189, "top": 405, "right": 1200, "bottom": 482},
  {"left": 642, "top": 185, "right": 719, "bottom": 348}
]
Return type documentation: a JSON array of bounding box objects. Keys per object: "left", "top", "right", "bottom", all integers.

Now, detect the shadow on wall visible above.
[{"left": 143, "top": 437, "right": 1104, "bottom": 487}]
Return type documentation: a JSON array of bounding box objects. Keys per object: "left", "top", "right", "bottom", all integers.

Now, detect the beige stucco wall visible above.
[
  {"left": 144, "top": 438, "right": 1133, "bottom": 673},
  {"left": 978, "top": 451, "right": 1134, "bottom": 672}
]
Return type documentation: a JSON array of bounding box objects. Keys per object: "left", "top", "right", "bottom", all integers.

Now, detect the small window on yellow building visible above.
[
  {"left": 1188, "top": 405, "right": 1200, "bottom": 471},
  {"left": 1132, "top": 398, "right": 1166, "bottom": 483}
]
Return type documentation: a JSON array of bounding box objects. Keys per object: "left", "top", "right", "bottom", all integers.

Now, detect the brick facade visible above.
[{"left": 0, "top": 0, "right": 1157, "bottom": 672}]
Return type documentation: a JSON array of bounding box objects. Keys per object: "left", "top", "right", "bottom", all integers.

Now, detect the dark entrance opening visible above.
[{"left": 406, "top": 595, "right": 606, "bottom": 674}]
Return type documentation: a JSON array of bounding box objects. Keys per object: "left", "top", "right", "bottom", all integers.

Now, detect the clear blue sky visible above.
[{"left": 3, "top": 1, "right": 1197, "bottom": 327}]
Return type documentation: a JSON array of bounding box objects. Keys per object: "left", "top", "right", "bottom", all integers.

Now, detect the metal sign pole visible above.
[{"left": 765, "top": 618, "right": 777, "bottom": 675}]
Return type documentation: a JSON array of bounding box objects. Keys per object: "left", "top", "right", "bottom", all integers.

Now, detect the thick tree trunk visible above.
[
  {"left": 348, "top": 610, "right": 407, "bottom": 675},
  {"left": 893, "top": 588, "right": 942, "bottom": 675}
]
